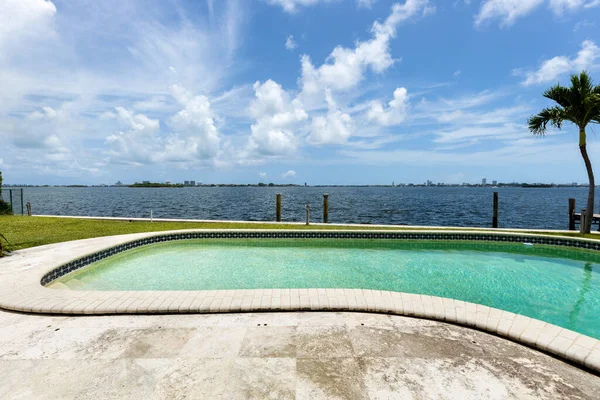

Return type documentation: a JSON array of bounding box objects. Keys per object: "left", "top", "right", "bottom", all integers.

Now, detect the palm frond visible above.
[
  {"left": 575, "top": 71, "right": 595, "bottom": 97},
  {"left": 528, "top": 107, "right": 565, "bottom": 135},
  {"left": 543, "top": 84, "right": 571, "bottom": 108}
]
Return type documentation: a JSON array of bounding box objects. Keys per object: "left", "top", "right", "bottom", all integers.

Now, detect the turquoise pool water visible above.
[{"left": 49, "top": 239, "right": 600, "bottom": 339}]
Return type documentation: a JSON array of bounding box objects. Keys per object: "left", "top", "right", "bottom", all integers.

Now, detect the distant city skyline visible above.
[{"left": 1, "top": 0, "right": 600, "bottom": 185}]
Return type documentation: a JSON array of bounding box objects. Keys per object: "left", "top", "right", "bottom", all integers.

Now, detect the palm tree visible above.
[{"left": 528, "top": 71, "right": 600, "bottom": 233}]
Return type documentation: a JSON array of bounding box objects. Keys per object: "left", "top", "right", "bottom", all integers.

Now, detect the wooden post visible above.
[
  {"left": 580, "top": 208, "right": 587, "bottom": 234},
  {"left": 492, "top": 192, "right": 499, "bottom": 228},
  {"left": 276, "top": 194, "right": 282, "bottom": 222},
  {"left": 9, "top": 190, "right": 12, "bottom": 210},
  {"left": 20, "top": 188, "right": 24, "bottom": 216},
  {"left": 323, "top": 194, "right": 329, "bottom": 223},
  {"left": 569, "top": 198, "right": 576, "bottom": 230},
  {"left": 26, "top": 202, "right": 31, "bottom": 216},
  {"left": 306, "top": 204, "right": 310, "bottom": 225}
]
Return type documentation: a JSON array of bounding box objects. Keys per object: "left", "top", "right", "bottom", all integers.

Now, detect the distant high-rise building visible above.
[
  {"left": 426, "top": 180, "right": 433, "bottom": 186},
  {"left": 492, "top": 180, "right": 497, "bottom": 186},
  {"left": 190, "top": 180, "right": 196, "bottom": 186},
  {"left": 482, "top": 178, "right": 487, "bottom": 186},
  {"left": 115, "top": 181, "right": 123, "bottom": 186},
  {"left": 184, "top": 180, "right": 190, "bottom": 186}
]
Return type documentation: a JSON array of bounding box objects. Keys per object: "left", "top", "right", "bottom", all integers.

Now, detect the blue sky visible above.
[{"left": 1, "top": 0, "right": 600, "bottom": 185}]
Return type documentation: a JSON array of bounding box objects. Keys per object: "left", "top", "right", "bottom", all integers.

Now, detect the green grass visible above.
[{"left": 0, "top": 215, "right": 598, "bottom": 253}]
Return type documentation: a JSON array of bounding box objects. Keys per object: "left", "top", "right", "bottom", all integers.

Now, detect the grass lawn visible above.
[{"left": 0, "top": 215, "right": 598, "bottom": 253}]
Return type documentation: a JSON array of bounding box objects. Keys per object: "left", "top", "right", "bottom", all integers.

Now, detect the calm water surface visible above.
[{"left": 10, "top": 186, "right": 600, "bottom": 229}]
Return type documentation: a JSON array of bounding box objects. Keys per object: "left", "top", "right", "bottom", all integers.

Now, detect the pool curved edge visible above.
[{"left": 1, "top": 229, "right": 600, "bottom": 374}]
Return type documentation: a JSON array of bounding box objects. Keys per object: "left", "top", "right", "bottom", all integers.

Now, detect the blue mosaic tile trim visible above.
[{"left": 40, "top": 231, "right": 600, "bottom": 286}]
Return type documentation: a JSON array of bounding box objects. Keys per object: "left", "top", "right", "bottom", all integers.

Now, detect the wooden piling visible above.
[
  {"left": 306, "top": 204, "right": 310, "bottom": 225},
  {"left": 323, "top": 194, "right": 329, "bottom": 223},
  {"left": 492, "top": 192, "right": 499, "bottom": 228},
  {"left": 580, "top": 208, "right": 587, "bottom": 234},
  {"left": 20, "top": 188, "right": 24, "bottom": 216},
  {"left": 276, "top": 193, "right": 282, "bottom": 222},
  {"left": 569, "top": 198, "right": 576, "bottom": 230}
]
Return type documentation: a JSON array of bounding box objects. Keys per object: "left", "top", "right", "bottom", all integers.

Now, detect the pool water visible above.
[{"left": 49, "top": 239, "right": 600, "bottom": 339}]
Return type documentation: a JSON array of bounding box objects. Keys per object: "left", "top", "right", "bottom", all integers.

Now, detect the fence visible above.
[{"left": 0, "top": 189, "right": 25, "bottom": 215}]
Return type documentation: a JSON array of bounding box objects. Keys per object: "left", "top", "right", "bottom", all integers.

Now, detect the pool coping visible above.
[{"left": 1, "top": 229, "right": 599, "bottom": 373}]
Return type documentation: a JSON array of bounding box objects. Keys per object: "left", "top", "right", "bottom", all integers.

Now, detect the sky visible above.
[{"left": 1, "top": 0, "right": 600, "bottom": 185}]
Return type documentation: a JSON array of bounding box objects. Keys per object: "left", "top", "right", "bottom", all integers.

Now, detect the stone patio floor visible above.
[{"left": 0, "top": 310, "right": 599, "bottom": 399}]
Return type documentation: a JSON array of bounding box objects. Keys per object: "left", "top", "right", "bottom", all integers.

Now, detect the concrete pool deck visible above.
[
  {"left": 1, "top": 310, "right": 599, "bottom": 399},
  {"left": 1, "top": 229, "right": 600, "bottom": 377}
]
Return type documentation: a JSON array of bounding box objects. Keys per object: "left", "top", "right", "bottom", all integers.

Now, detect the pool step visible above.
[{"left": 65, "top": 278, "right": 87, "bottom": 289}]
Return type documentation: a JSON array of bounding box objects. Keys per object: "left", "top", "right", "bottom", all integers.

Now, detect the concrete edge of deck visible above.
[{"left": 0, "top": 228, "right": 599, "bottom": 374}]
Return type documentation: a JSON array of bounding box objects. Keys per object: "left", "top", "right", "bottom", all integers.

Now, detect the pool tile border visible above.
[
  {"left": 40, "top": 230, "right": 600, "bottom": 285},
  {"left": 1, "top": 229, "right": 599, "bottom": 374}
]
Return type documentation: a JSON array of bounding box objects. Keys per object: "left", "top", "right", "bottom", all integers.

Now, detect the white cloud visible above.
[
  {"left": 281, "top": 170, "right": 296, "bottom": 178},
  {"left": 367, "top": 87, "right": 409, "bottom": 126},
  {"left": 549, "top": 0, "right": 586, "bottom": 13},
  {"left": 105, "top": 108, "right": 162, "bottom": 165},
  {"left": 340, "top": 136, "right": 587, "bottom": 167},
  {"left": 515, "top": 40, "right": 600, "bottom": 86},
  {"left": 105, "top": 85, "right": 222, "bottom": 165},
  {"left": 475, "top": 0, "right": 544, "bottom": 27},
  {"left": 247, "top": 80, "right": 308, "bottom": 156},
  {"left": 573, "top": 19, "right": 594, "bottom": 31},
  {"left": 433, "top": 123, "right": 529, "bottom": 144},
  {"left": 475, "top": 0, "right": 600, "bottom": 27},
  {"left": 299, "top": 0, "right": 433, "bottom": 95},
  {"left": 259, "top": 172, "right": 267, "bottom": 177},
  {"left": 285, "top": 35, "right": 297, "bottom": 50},
  {"left": 358, "top": 0, "right": 378, "bottom": 8},
  {"left": 308, "top": 90, "right": 354, "bottom": 145},
  {"left": 168, "top": 84, "right": 221, "bottom": 160},
  {"left": 0, "top": 0, "right": 57, "bottom": 54},
  {"left": 264, "top": 0, "right": 332, "bottom": 13},
  {"left": 453, "top": 70, "right": 461, "bottom": 77}
]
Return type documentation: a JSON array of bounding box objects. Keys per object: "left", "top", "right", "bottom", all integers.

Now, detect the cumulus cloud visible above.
[
  {"left": 169, "top": 84, "right": 221, "bottom": 160},
  {"left": 475, "top": 0, "right": 600, "bottom": 27},
  {"left": 105, "top": 85, "right": 222, "bottom": 165},
  {"left": 281, "top": 170, "right": 296, "bottom": 178},
  {"left": 285, "top": 35, "right": 297, "bottom": 50},
  {"left": 105, "top": 107, "right": 162, "bottom": 165},
  {"left": 259, "top": 172, "right": 267, "bottom": 177},
  {"left": 299, "top": 0, "right": 433, "bottom": 95},
  {"left": 367, "top": 87, "right": 409, "bottom": 126},
  {"left": 0, "top": 0, "right": 57, "bottom": 54},
  {"left": 308, "top": 90, "right": 354, "bottom": 145},
  {"left": 515, "top": 40, "right": 600, "bottom": 86},
  {"left": 247, "top": 80, "right": 308, "bottom": 156}
]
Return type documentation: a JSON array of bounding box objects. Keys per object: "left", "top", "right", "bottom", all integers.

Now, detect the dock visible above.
[{"left": 569, "top": 198, "right": 600, "bottom": 231}]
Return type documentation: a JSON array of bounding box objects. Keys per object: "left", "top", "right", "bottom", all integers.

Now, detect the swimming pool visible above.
[{"left": 48, "top": 238, "right": 600, "bottom": 339}]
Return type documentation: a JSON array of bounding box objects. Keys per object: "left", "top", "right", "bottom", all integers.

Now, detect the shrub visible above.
[
  {"left": 0, "top": 170, "right": 12, "bottom": 215},
  {"left": 0, "top": 201, "right": 12, "bottom": 215}
]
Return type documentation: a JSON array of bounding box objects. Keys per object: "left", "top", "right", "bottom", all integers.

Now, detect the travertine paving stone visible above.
[{"left": 0, "top": 310, "right": 599, "bottom": 399}]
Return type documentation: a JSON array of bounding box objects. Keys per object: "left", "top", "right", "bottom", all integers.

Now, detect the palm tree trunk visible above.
[{"left": 579, "top": 128, "right": 595, "bottom": 234}]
